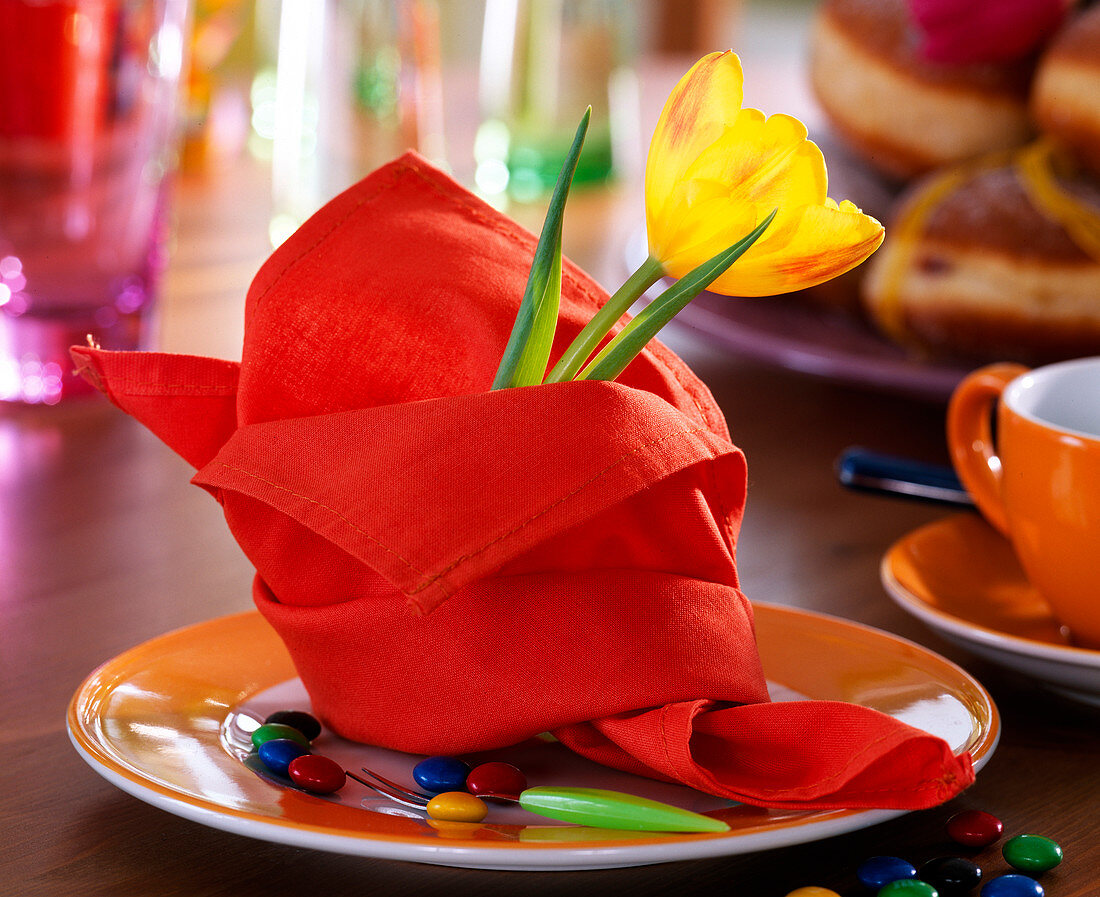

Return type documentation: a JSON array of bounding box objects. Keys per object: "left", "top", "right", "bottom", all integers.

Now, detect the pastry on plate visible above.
[
  {"left": 1033, "top": 5, "right": 1100, "bottom": 178},
  {"left": 861, "top": 154, "right": 1100, "bottom": 363},
  {"left": 809, "top": 0, "right": 1036, "bottom": 180}
]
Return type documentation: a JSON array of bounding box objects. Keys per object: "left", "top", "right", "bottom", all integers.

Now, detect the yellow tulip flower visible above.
[
  {"left": 646, "top": 50, "right": 884, "bottom": 297},
  {"left": 539, "top": 51, "right": 886, "bottom": 384}
]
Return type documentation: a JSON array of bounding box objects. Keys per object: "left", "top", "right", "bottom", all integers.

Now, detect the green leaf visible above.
[
  {"left": 577, "top": 209, "right": 777, "bottom": 383},
  {"left": 491, "top": 107, "right": 591, "bottom": 389},
  {"left": 512, "top": 248, "right": 563, "bottom": 386}
]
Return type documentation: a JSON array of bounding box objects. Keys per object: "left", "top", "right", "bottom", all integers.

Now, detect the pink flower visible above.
[{"left": 908, "top": 0, "right": 1070, "bottom": 64}]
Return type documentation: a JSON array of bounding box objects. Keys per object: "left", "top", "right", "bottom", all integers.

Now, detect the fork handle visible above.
[{"left": 518, "top": 786, "right": 729, "bottom": 833}]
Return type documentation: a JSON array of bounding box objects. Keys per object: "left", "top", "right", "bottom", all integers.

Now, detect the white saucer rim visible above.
[{"left": 880, "top": 553, "right": 1100, "bottom": 670}]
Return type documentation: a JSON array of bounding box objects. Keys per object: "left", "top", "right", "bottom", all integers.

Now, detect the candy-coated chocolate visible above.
[
  {"left": 288, "top": 754, "right": 346, "bottom": 794},
  {"left": 426, "top": 819, "right": 490, "bottom": 839},
  {"left": 979, "top": 874, "right": 1044, "bottom": 897},
  {"left": 1002, "top": 835, "right": 1062, "bottom": 874},
  {"left": 264, "top": 710, "right": 322, "bottom": 742},
  {"left": 947, "top": 810, "right": 1004, "bottom": 848},
  {"left": 426, "top": 791, "right": 488, "bottom": 823},
  {"left": 257, "top": 738, "right": 310, "bottom": 776},
  {"left": 413, "top": 756, "right": 472, "bottom": 794},
  {"left": 920, "top": 856, "right": 982, "bottom": 895},
  {"left": 251, "top": 722, "right": 311, "bottom": 750},
  {"left": 878, "top": 881, "right": 939, "bottom": 897},
  {"left": 857, "top": 856, "right": 918, "bottom": 890},
  {"left": 784, "top": 889, "right": 841, "bottom": 897},
  {"left": 466, "top": 762, "right": 528, "bottom": 799}
]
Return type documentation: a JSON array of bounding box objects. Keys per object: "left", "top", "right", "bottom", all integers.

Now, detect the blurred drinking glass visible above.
[
  {"left": 0, "top": 0, "right": 192, "bottom": 404},
  {"left": 475, "top": 0, "right": 639, "bottom": 202},
  {"left": 254, "top": 0, "right": 445, "bottom": 247}
]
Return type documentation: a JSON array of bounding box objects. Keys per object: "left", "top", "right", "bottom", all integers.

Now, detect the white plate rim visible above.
[{"left": 67, "top": 605, "right": 999, "bottom": 871}]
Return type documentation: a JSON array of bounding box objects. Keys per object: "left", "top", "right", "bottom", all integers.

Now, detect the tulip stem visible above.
[
  {"left": 543, "top": 255, "right": 665, "bottom": 384},
  {"left": 578, "top": 209, "right": 777, "bottom": 383}
]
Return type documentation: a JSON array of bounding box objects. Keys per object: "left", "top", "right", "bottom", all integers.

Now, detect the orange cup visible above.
[{"left": 948, "top": 357, "right": 1100, "bottom": 648}]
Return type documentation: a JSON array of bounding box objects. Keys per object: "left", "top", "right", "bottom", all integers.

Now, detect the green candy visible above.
[
  {"left": 1003, "top": 834, "right": 1063, "bottom": 874},
  {"left": 878, "top": 881, "right": 939, "bottom": 897},
  {"left": 250, "top": 722, "right": 311, "bottom": 750}
]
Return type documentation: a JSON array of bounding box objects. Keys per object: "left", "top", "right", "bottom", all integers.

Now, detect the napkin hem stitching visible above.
[
  {"left": 210, "top": 421, "right": 722, "bottom": 607},
  {"left": 242, "top": 154, "right": 730, "bottom": 548},
  {"left": 406, "top": 423, "right": 720, "bottom": 608},
  {"left": 398, "top": 157, "right": 723, "bottom": 439},
  {"left": 250, "top": 163, "right": 405, "bottom": 311},
  {"left": 79, "top": 380, "right": 237, "bottom": 393},
  {"left": 395, "top": 157, "right": 731, "bottom": 531},
  {"left": 213, "top": 462, "right": 435, "bottom": 583},
  {"left": 249, "top": 154, "right": 721, "bottom": 444}
]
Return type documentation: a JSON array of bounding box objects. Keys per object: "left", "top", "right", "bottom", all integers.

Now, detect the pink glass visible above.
[{"left": 0, "top": 0, "right": 190, "bottom": 403}]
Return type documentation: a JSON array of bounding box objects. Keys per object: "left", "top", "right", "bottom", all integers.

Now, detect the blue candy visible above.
[
  {"left": 857, "top": 856, "right": 918, "bottom": 890},
  {"left": 258, "top": 738, "right": 310, "bottom": 777},
  {"left": 980, "top": 874, "right": 1044, "bottom": 897},
  {"left": 413, "top": 756, "right": 472, "bottom": 794}
]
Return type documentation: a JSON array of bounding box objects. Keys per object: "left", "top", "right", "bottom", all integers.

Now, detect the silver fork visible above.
[
  {"left": 351, "top": 765, "right": 730, "bottom": 833},
  {"left": 347, "top": 768, "right": 438, "bottom": 810}
]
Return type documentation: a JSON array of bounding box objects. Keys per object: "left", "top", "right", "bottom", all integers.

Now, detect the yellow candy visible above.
[
  {"left": 426, "top": 791, "right": 488, "bottom": 823},
  {"left": 785, "top": 889, "right": 841, "bottom": 897}
]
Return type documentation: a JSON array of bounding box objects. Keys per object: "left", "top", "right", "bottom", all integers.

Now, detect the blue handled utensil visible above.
[{"left": 836, "top": 447, "right": 972, "bottom": 507}]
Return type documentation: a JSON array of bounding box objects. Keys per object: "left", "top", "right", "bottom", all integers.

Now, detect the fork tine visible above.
[
  {"left": 347, "top": 770, "right": 428, "bottom": 810},
  {"left": 359, "top": 767, "right": 433, "bottom": 802}
]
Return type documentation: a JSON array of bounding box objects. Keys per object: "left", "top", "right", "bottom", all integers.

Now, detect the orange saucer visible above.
[{"left": 883, "top": 514, "right": 1100, "bottom": 706}]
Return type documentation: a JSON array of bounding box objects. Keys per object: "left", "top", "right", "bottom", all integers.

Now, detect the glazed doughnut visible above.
[
  {"left": 1033, "top": 5, "right": 1100, "bottom": 178},
  {"left": 861, "top": 156, "right": 1100, "bottom": 363},
  {"left": 809, "top": 0, "right": 1036, "bottom": 180}
]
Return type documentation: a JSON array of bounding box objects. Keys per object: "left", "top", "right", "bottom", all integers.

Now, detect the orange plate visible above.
[
  {"left": 68, "top": 603, "right": 998, "bottom": 870},
  {"left": 884, "top": 514, "right": 1100, "bottom": 708}
]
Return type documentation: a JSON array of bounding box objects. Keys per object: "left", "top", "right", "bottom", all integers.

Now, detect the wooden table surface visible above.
[{"left": 4, "top": 146, "right": 1099, "bottom": 897}]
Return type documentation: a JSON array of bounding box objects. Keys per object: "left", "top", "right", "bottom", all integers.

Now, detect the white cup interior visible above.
[{"left": 1005, "top": 357, "right": 1100, "bottom": 440}]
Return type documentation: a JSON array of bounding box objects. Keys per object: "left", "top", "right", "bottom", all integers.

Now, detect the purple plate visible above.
[{"left": 669, "top": 291, "right": 973, "bottom": 402}]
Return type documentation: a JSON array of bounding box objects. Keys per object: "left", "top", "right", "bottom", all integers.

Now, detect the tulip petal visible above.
[
  {"left": 705, "top": 201, "right": 884, "bottom": 297},
  {"left": 642, "top": 51, "right": 884, "bottom": 300},
  {"left": 658, "top": 196, "right": 762, "bottom": 275},
  {"left": 654, "top": 109, "right": 830, "bottom": 267},
  {"left": 685, "top": 110, "right": 827, "bottom": 209},
  {"left": 646, "top": 52, "right": 744, "bottom": 250}
]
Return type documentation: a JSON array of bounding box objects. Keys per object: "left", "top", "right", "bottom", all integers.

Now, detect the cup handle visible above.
[{"left": 946, "top": 362, "right": 1028, "bottom": 535}]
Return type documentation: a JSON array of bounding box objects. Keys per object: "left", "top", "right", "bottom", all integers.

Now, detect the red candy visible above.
[
  {"left": 288, "top": 754, "right": 346, "bottom": 794},
  {"left": 947, "top": 809, "right": 1004, "bottom": 847},
  {"left": 466, "top": 762, "right": 528, "bottom": 799}
]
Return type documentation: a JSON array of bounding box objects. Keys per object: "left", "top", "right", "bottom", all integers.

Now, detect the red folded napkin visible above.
[{"left": 72, "top": 152, "right": 973, "bottom": 809}]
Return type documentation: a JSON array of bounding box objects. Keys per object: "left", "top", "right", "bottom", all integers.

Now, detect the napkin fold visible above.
[{"left": 72, "top": 152, "right": 974, "bottom": 809}]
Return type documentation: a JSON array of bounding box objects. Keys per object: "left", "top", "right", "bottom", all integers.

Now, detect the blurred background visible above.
[
  {"left": 2, "top": 0, "right": 826, "bottom": 403},
  {"left": 9, "top": 1, "right": 1097, "bottom": 404},
  {"left": 180, "top": 0, "right": 815, "bottom": 240},
  {"left": 2, "top": 0, "right": 826, "bottom": 401}
]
